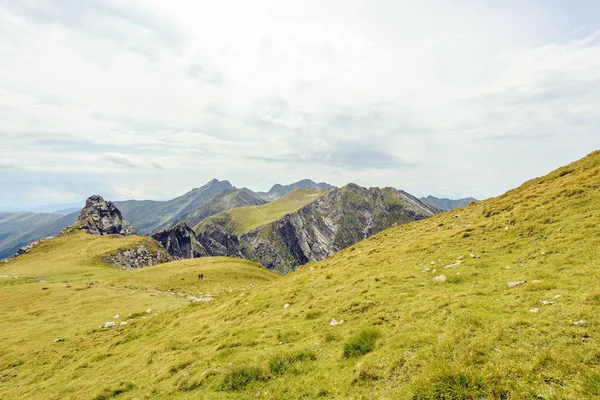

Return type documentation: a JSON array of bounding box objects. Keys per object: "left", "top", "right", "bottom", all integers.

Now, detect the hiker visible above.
[{"left": 198, "top": 273, "right": 204, "bottom": 280}]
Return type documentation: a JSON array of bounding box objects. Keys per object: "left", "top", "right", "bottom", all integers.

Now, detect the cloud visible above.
[
  {"left": 0, "top": 0, "right": 183, "bottom": 58},
  {"left": 101, "top": 153, "right": 140, "bottom": 168},
  {"left": 0, "top": 162, "right": 18, "bottom": 171},
  {"left": 186, "top": 64, "right": 223, "bottom": 85}
]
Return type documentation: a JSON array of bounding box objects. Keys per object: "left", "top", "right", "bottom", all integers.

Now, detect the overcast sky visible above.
[{"left": 1, "top": 0, "right": 600, "bottom": 207}]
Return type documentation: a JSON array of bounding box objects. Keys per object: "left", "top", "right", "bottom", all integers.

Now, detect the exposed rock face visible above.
[
  {"left": 78, "top": 195, "right": 137, "bottom": 236},
  {"left": 151, "top": 222, "right": 207, "bottom": 259},
  {"left": 239, "top": 184, "right": 438, "bottom": 273},
  {"left": 103, "top": 238, "right": 173, "bottom": 269},
  {"left": 197, "top": 229, "right": 244, "bottom": 258}
]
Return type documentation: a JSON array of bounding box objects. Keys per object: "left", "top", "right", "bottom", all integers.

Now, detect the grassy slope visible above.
[
  {"left": 2, "top": 152, "right": 600, "bottom": 398},
  {"left": 196, "top": 188, "right": 326, "bottom": 235}
]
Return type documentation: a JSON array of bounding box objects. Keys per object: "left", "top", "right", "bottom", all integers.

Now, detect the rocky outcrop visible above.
[
  {"left": 239, "top": 184, "right": 438, "bottom": 273},
  {"left": 151, "top": 222, "right": 208, "bottom": 259},
  {"left": 77, "top": 195, "right": 137, "bottom": 236},
  {"left": 102, "top": 238, "right": 173, "bottom": 269}
]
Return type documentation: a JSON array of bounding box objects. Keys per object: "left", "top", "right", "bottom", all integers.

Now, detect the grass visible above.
[
  {"left": 343, "top": 328, "right": 381, "bottom": 358},
  {"left": 2, "top": 151, "right": 600, "bottom": 398},
  {"left": 196, "top": 188, "right": 326, "bottom": 235}
]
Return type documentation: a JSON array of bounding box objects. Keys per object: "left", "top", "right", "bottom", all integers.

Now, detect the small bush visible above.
[
  {"left": 268, "top": 350, "right": 317, "bottom": 375},
  {"left": 343, "top": 328, "right": 381, "bottom": 358},
  {"left": 413, "top": 373, "right": 493, "bottom": 400},
  {"left": 220, "top": 366, "right": 267, "bottom": 391},
  {"left": 94, "top": 382, "right": 135, "bottom": 399},
  {"left": 306, "top": 310, "right": 323, "bottom": 320}
]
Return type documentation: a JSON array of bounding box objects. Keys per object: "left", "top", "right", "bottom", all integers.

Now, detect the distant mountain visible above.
[
  {"left": 0, "top": 202, "right": 85, "bottom": 214},
  {"left": 197, "top": 188, "right": 326, "bottom": 237},
  {"left": 256, "top": 179, "right": 334, "bottom": 201},
  {"left": 114, "top": 179, "right": 234, "bottom": 234},
  {"left": 419, "top": 195, "right": 478, "bottom": 211},
  {"left": 188, "top": 184, "right": 438, "bottom": 273},
  {"left": 180, "top": 188, "right": 266, "bottom": 231},
  {"left": 0, "top": 211, "right": 79, "bottom": 259}
]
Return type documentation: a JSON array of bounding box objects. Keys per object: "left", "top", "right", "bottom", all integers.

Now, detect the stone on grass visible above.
[
  {"left": 507, "top": 281, "right": 526, "bottom": 288},
  {"left": 113, "top": 314, "right": 120, "bottom": 319},
  {"left": 432, "top": 275, "right": 447, "bottom": 283},
  {"left": 102, "top": 321, "right": 116, "bottom": 328},
  {"left": 539, "top": 300, "right": 555, "bottom": 305},
  {"left": 574, "top": 320, "right": 586, "bottom": 325},
  {"left": 529, "top": 308, "right": 539, "bottom": 313},
  {"left": 283, "top": 303, "right": 290, "bottom": 309},
  {"left": 330, "top": 319, "right": 344, "bottom": 326}
]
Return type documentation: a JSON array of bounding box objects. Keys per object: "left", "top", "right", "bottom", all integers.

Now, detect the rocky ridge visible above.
[{"left": 157, "top": 183, "right": 438, "bottom": 273}]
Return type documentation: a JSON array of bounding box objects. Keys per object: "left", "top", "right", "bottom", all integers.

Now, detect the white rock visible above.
[
  {"left": 422, "top": 268, "right": 431, "bottom": 273},
  {"left": 119, "top": 321, "right": 127, "bottom": 326},
  {"left": 146, "top": 309, "right": 152, "bottom": 314},
  {"left": 554, "top": 294, "right": 561, "bottom": 299},
  {"left": 531, "top": 280, "right": 542, "bottom": 284},
  {"left": 432, "top": 269, "right": 437, "bottom": 274},
  {"left": 507, "top": 281, "right": 526, "bottom": 288},
  {"left": 539, "top": 300, "right": 555, "bottom": 305},
  {"left": 432, "top": 275, "right": 447, "bottom": 283},
  {"left": 330, "top": 319, "right": 344, "bottom": 326},
  {"left": 102, "top": 321, "right": 116, "bottom": 328},
  {"left": 113, "top": 314, "right": 120, "bottom": 319},
  {"left": 470, "top": 254, "right": 481, "bottom": 259},
  {"left": 431, "top": 261, "right": 436, "bottom": 265},
  {"left": 574, "top": 320, "right": 586, "bottom": 325},
  {"left": 283, "top": 303, "right": 290, "bottom": 309},
  {"left": 529, "top": 308, "right": 539, "bottom": 313}
]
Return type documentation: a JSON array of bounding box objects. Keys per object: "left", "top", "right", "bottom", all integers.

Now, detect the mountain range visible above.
[{"left": 0, "top": 179, "right": 473, "bottom": 260}]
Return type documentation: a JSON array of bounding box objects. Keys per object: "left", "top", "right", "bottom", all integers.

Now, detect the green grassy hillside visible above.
[
  {"left": 196, "top": 188, "right": 326, "bottom": 235},
  {"left": 2, "top": 151, "right": 600, "bottom": 399}
]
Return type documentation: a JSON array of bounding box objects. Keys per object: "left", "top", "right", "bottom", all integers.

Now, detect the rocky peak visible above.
[{"left": 77, "top": 195, "right": 137, "bottom": 236}]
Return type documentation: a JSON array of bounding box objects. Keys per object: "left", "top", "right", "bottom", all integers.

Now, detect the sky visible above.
[{"left": 1, "top": 0, "right": 600, "bottom": 208}]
